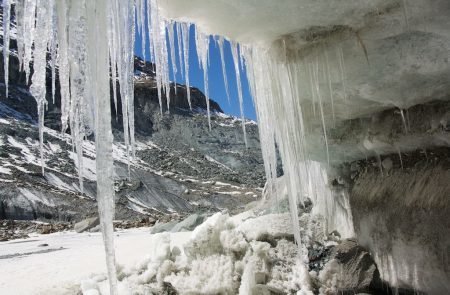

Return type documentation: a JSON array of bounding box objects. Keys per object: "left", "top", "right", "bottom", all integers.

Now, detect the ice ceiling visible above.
[{"left": 2, "top": 0, "right": 449, "bottom": 294}]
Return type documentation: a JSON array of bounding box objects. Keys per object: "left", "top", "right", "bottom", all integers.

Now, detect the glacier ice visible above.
[
  {"left": 230, "top": 42, "right": 248, "bottom": 147},
  {"left": 0, "top": 0, "right": 386, "bottom": 293},
  {"left": 2, "top": 0, "right": 11, "bottom": 98},
  {"left": 217, "top": 36, "right": 231, "bottom": 104}
]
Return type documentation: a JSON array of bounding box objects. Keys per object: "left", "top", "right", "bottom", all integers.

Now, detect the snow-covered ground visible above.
[
  {"left": 0, "top": 211, "right": 311, "bottom": 294},
  {"left": 0, "top": 228, "right": 190, "bottom": 295}
]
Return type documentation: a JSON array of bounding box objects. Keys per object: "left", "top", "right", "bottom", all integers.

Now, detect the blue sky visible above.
[{"left": 134, "top": 24, "right": 257, "bottom": 121}]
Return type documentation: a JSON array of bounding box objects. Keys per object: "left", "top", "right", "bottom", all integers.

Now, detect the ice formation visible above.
[{"left": 1, "top": 0, "right": 362, "bottom": 293}]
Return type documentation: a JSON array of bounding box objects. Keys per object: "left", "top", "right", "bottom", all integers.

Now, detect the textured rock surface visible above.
[
  {"left": 344, "top": 149, "right": 450, "bottom": 294},
  {"left": 0, "top": 29, "right": 264, "bottom": 229},
  {"left": 74, "top": 217, "right": 100, "bottom": 233},
  {"left": 319, "top": 239, "right": 382, "bottom": 293}
]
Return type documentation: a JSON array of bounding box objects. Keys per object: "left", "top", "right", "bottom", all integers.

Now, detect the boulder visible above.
[
  {"left": 319, "top": 239, "right": 382, "bottom": 293},
  {"left": 74, "top": 217, "right": 100, "bottom": 233},
  {"left": 170, "top": 213, "right": 207, "bottom": 233},
  {"left": 38, "top": 224, "right": 54, "bottom": 235},
  {"left": 150, "top": 220, "right": 178, "bottom": 234}
]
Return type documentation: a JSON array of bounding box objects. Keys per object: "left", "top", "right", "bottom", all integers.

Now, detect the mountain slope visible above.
[{"left": 0, "top": 21, "right": 265, "bottom": 227}]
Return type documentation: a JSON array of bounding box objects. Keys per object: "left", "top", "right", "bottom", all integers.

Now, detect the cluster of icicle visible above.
[
  {"left": 2, "top": 0, "right": 354, "bottom": 293},
  {"left": 1, "top": 0, "right": 253, "bottom": 293},
  {"left": 2, "top": 0, "right": 135, "bottom": 293}
]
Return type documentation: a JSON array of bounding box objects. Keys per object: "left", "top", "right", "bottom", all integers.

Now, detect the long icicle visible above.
[
  {"left": 2, "top": 0, "right": 11, "bottom": 97},
  {"left": 181, "top": 23, "right": 191, "bottom": 110},
  {"left": 195, "top": 29, "right": 211, "bottom": 130},
  {"left": 67, "top": 0, "right": 88, "bottom": 193},
  {"left": 86, "top": 0, "right": 118, "bottom": 293},
  {"left": 176, "top": 22, "right": 184, "bottom": 79},
  {"left": 167, "top": 21, "right": 178, "bottom": 86},
  {"left": 29, "top": 0, "right": 52, "bottom": 176},
  {"left": 231, "top": 42, "right": 248, "bottom": 147},
  {"left": 217, "top": 36, "right": 231, "bottom": 104}
]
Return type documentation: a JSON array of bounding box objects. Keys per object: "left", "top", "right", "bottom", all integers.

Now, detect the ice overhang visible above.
[
  {"left": 159, "top": 0, "right": 450, "bottom": 120},
  {"left": 159, "top": 0, "right": 450, "bottom": 163}
]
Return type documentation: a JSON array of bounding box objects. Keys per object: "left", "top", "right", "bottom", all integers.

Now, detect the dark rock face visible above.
[
  {"left": 331, "top": 239, "right": 382, "bottom": 293},
  {"left": 327, "top": 142, "right": 450, "bottom": 294},
  {"left": 323, "top": 99, "right": 450, "bottom": 295},
  {"left": 317, "top": 239, "right": 426, "bottom": 295},
  {"left": 118, "top": 57, "right": 223, "bottom": 136},
  {"left": 345, "top": 148, "right": 450, "bottom": 295}
]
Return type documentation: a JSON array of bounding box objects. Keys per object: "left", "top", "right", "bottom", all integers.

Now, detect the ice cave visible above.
[{"left": 0, "top": 0, "right": 449, "bottom": 294}]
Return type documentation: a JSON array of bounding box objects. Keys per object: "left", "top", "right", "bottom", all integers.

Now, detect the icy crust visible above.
[
  {"left": 157, "top": 0, "right": 394, "bottom": 45},
  {"left": 80, "top": 209, "right": 370, "bottom": 294},
  {"left": 80, "top": 212, "right": 326, "bottom": 294}
]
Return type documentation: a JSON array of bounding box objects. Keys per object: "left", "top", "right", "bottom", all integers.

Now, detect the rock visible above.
[
  {"left": 150, "top": 220, "right": 178, "bottom": 234},
  {"left": 319, "top": 239, "right": 382, "bottom": 293},
  {"left": 170, "top": 214, "right": 207, "bottom": 232},
  {"left": 74, "top": 217, "right": 100, "bottom": 233},
  {"left": 127, "top": 180, "right": 142, "bottom": 191},
  {"left": 308, "top": 242, "right": 334, "bottom": 272},
  {"left": 147, "top": 217, "right": 157, "bottom": 225},
  {"left": 38, "top": 225, "right": 53, "bottom": 235}
]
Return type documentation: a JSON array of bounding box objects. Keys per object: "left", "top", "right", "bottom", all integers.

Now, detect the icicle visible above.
[
  {"left": 176, "top": 22, "right": 184, "bottom": 79},
  {"left": 167, "top": 22, "right": 178, "bottom": 83},
  {"left": 181, "top": 23, "right": 192, "bottom": 110},
  {"left": 406, "top": 109, "right": 411, "bottom": 130},
  {"left": 108, "top": 1, "right": 117, "bottom": 117},
  {"left": 307, "top": 62, "right": 318, "bottom": 117},
  {"left": 195, "top": 29, "right": 211, "bottom": 130},
  {"left": 2, "top": 0, "right": 11, "bottom": 97},
  {"left": 137, "top": 0, "right": 147, "bottom": 61},
  {"left": 148, "top": 0, "right": 170, "bottom": 114},
  {"left": 23, "top": 0, "right": 37, "bottom": 82},
  {"left": 56, "top": 0, "right": 71, "bottom": 134},
  {"left": 86, "top": 0, "right": 118, "bottom": 293},
  {"left": 135, "top": 0, "right": 142, "bottom": 49},
  {"left": 230, "top": 42, "right": 248, "bottom": 146},
  {"left": 14, "top": 0, "right": 25, "bottom": 71},
  {"left": 129, "top": 2, "right": 137, "bottom": 160},
  {"left": 396, "top": 146, "right": 404, "bottom": 170},
  {"left": 29, "top": 0, "right": 53, "bottom": 176},
  {"left": 217, "top": 36, "right": 231, "bottom": 104},
  {"left": 67, "top": 0, "right": 89, "bottom": 192},
  {"left": 337, "top": 46, "right": 348, "bottom": 102},
  {"left": 399, "top": 108, "right": 408, "bottom": 134},
  {"left": 50, "top": 4, "right": 58, "bottom": 105},
  {"left": 312, "top": 57, "right": 330, "bottom": 165}
]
